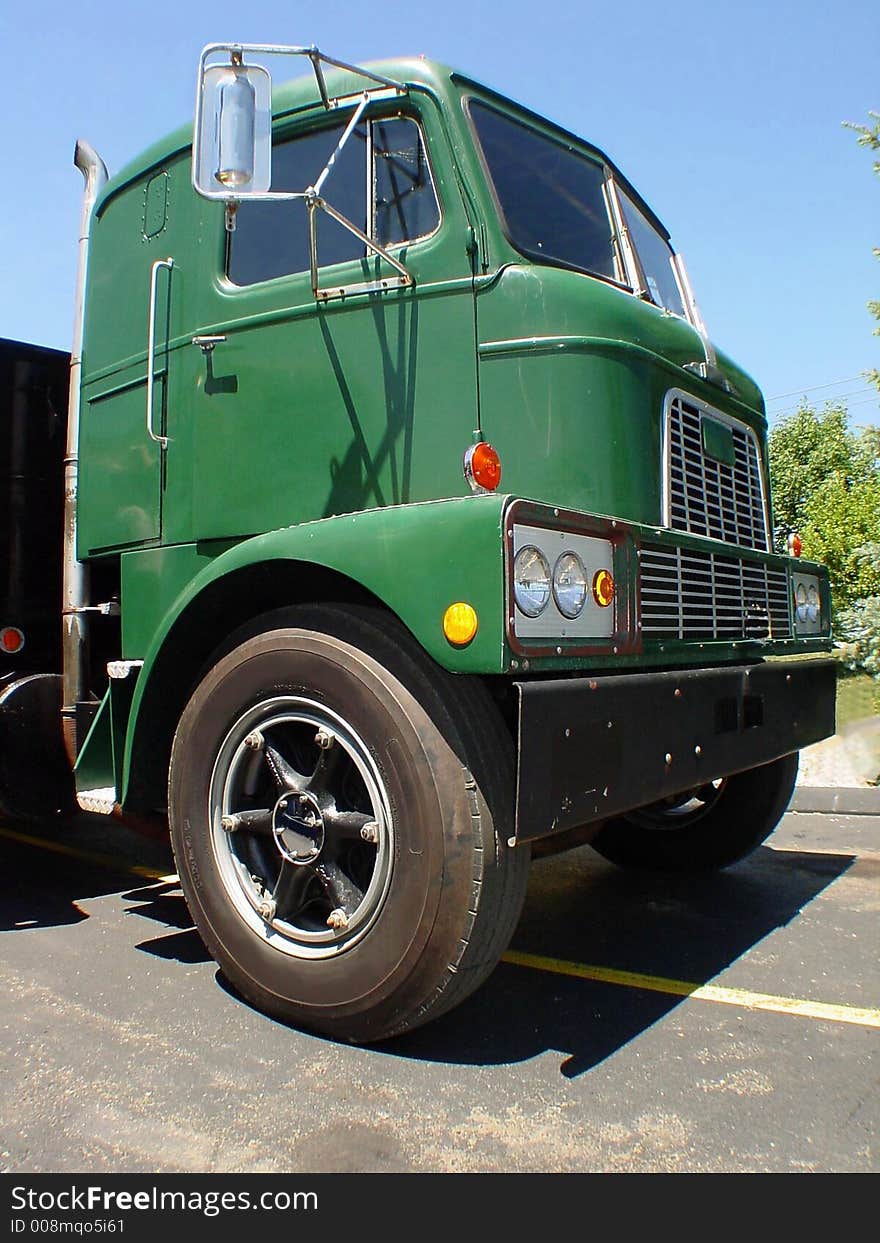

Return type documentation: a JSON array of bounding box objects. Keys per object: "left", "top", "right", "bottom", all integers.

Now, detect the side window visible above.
[
  {"left": 228, "top": 116, "right": 438, "bottom": 288},
  {"left": 373, "top": 118, "right": 440, "bottom": 247},
  {"left": 228, "top": 124, "right": 365, "bottom": 286}
]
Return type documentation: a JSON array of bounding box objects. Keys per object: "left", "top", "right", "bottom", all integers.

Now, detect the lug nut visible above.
[
  {"left": 360, "top": 821, "right": 379, "bottom": 843},
  {"left": 258, "top": 898, "right": 276, "bottom": 920},
  {"left": 244, "top": 730, "right": 265, "bottom": 751},
  {"left": 327, "top": 908, "right": 349, "bottom": 930},
  {"left": 221, "top": 815, "right": 239, "bottom": 833},
  {"left": 315, "top": 729, "right": 335, "bottom": 750}
]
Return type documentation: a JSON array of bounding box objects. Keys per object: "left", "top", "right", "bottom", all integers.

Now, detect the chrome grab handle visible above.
[
  {"left": 191, "top": 335, "right": 226, "bottom": 354},
  {"left": 146, "top": 257, "right": 174, "bottom": 447}
]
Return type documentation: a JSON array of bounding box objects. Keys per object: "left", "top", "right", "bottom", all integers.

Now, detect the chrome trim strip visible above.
[{"left": 146, "top": 258, "right": 174, "bottom": 448}]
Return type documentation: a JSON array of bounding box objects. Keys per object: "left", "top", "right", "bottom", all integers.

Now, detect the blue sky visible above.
[{"left": 4, "top": 0, "right": 878, "bottom": 425}]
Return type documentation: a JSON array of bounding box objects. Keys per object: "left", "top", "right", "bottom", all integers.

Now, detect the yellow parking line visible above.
[
  {"left": 502, "top": 950, "right": 880, "bottom": 1030},
  {"left": 0, "top": 825, "right": 177, "bottom": 884},
  {"left": 4, "top": 824, "right": 877, "bottom": 1030}
]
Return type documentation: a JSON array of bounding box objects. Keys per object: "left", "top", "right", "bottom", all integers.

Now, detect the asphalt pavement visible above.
[{"left": 0, "top": 781, "right": 876, "bottom": 1173}]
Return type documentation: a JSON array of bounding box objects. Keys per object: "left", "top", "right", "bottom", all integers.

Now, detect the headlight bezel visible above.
[
  {"left": 792, "top": 570, "right": 824, "bottom": 636},
  {"left": 507, "top": 508, "right": 620, "bottom": 650}
]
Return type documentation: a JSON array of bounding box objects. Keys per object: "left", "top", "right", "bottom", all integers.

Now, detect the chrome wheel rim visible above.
[{"left": 208, "top": 695, "right": 393, "bottom": 959}]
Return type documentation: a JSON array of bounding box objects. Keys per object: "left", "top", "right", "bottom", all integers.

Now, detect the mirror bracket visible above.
[{"left": 192, "top": 43, "right": 414, "bottom": 296}]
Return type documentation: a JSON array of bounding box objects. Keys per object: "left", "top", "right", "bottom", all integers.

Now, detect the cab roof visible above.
[{"left": 94, "top": 54, "right": 669, "bottom": 239}]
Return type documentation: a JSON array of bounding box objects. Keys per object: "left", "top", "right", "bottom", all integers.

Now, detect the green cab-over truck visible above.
[{"left": 1, "top": 44, "right": 836, "bottom": 1041}]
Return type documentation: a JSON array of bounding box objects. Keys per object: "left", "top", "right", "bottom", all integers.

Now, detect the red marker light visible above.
[
  {"left": 463, "top": 441, "right": 502, "bottom": 492},
  {"left": 0, "top": 626, "right": 25, "bottom": 654}
]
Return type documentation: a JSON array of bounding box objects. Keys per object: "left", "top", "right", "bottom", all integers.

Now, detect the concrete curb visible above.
[{"left": 791, "top": 786, "right": 880, "bottom": 816}]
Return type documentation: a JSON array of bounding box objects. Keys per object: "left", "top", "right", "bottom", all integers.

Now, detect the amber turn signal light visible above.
[
  {"left": 443, "top": 602, "right": 478, "bottom": 646},
  {"left": 787, "top": 532, "right": 803, "bottom": 557},
  {"left": 463, "top": 441, "right": 502, "bottom": 492},
  {"left": 592, "top": 569, "right": 614, "bottom": 608}
]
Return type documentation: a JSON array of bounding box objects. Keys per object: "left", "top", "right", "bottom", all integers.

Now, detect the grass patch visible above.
[{"left": 836, "top": 671, "right": 880, "bottom": 730}]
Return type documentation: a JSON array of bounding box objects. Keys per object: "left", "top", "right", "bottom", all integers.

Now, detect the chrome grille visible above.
[
  {"left": 665, "top": 394, "right": 769, "bottom": 551},
  {"left": 640, "top": 544, "right": 791, "bottom": 640}
]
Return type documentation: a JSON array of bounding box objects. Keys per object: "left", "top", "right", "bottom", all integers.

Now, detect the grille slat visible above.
[
  {"left": 640, "top": 544, "right": 791, "bottom": 640},
  {"left": 665, "top": 395, "right": 769, "bottom": 551}
]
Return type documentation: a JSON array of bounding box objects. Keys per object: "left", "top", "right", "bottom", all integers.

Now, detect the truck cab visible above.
[{"left": 4, "top": 48, "right": 836, "bottom": 1042}]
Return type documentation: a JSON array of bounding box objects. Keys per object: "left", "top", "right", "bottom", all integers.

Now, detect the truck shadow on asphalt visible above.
[
  {"left": 0, "top": 826, "right": 855, "bottom": 1078},
  {"left": 382, "top": 844, "right": 856, "bottom": 1077}
]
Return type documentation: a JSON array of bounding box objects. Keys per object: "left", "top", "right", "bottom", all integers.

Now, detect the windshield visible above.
[
  {"left": 469, "top": 99, "right": 689, "bottom": 320},
  {"left": 616, "top": 187, "right": 686, "bottom": 317},
  {"left": 469, "top": 101, "right": 619, "bottom": 282}
]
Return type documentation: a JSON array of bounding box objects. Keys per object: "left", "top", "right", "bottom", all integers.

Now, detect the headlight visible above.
[
  {"left": 792, "top": 572, "right": 823, "bottom": 635},
  {"left": 807, "top": 584, "right": 819, "bottom": 623},
  {"left": 514, "top": 546, "right": 551, "bottom": 617},
  {"left": 553, "top": 552, "right": 588, "bottom": 618}
]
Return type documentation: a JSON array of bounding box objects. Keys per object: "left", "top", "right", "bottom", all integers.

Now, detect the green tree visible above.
[
  {"left": 768, "top": 402, "right": 880, "bottom": 607},
  {"left": 843, "top": 111, "right": 880, "bottom": 391}
]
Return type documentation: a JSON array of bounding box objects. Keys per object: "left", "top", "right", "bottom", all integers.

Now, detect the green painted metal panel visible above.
[
  {"left": 474, "top": 264, "right": 766, "bottom": 530},
  {"left": 163, "top": 91, "right": 479, "bottom": 547},
  {"left": 73, "top": 688, "right": 113, "bottom": 795},
  {"left": 702, "top": 416, "right": 736, "bottom": 466},
  {"left": 118, "top": 496, "right": 509, "bottom": 804},
  {"left": 78, "top": 362, "right": 162, "bottom": 552},
  {"left": 120, "top": 542, "right": 235, "bottom": 658},
  {"left": 123, "top": 496, "right": 506, "bottom": 666}
]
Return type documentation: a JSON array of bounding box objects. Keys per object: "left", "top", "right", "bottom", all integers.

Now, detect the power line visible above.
[
  {"left": 770, "top": 386, "right": 877, "bottom": 420},
  {"left": 766, "top": 374, "right": 864, "bottom": 403},
  {"left": 844, "top": 392, "right": 880, "bottom": 411}
]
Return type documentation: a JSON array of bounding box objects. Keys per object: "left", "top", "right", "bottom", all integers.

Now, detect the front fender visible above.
[{"left": 119, "top": 496, "right": 508, "bottom": 806}]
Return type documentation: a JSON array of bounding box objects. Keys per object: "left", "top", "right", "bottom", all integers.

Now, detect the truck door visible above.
[
  {"left": 77, "top": 233, "right": 174, "bottom": 555},
  {"left": 168, "top": 101, "right": 479, "bottom": 545}
]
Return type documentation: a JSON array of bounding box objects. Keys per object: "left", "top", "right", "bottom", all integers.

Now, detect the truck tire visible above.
[
  {"left": 168, "top": 605, "right": 530, "bottom": 1043},
  {"left": 589, "top": 752, "right": 799, "bottom": 873}
]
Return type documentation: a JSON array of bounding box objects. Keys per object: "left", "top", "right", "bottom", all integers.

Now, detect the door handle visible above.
[
  {"left": 192, "top": 335, "right": 227, "bottom": 354},
  {"left": 146, "top": 257, "right": 173, "bottom": 447}
]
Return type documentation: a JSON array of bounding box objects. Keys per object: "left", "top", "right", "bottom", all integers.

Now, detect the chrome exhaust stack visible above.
[{"left": 62, "top": 139, "right": 108, "bottom": 764}]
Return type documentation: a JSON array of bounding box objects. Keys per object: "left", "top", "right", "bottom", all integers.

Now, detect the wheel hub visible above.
[{"left": 272, "top": 789, "right": 325, "bottom": 865}]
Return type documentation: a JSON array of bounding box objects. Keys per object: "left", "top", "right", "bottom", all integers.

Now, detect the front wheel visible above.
[
  {"left": 589, "top": 752, "right": 799, "bottom": 873},
  {"left": 168, "top": 606, "right": 529, "bottom": 1043}
]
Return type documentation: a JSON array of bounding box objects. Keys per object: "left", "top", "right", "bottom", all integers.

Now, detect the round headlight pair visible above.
[
  {"left": 795, "top": 581, "right": 819, "bottom": 624},
  {"left": 513, "top": 547, "right": 589, "bottom": 619}
]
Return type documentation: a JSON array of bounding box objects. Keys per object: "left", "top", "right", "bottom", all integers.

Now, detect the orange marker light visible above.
[
  {"left": 592, "top": 570, "right": 614, "bottom": 608},
  {"left": 787, "top": 532, "right": 803, "bottom": 558},
  {"left": 443, "top": 602, "right": 478, "bottom": 646},
  {"left": 463, "top": 441, "right": 502, "bottom": 492},
  {"left": 0, "top": 626, "right": 24, "bottom": 654}
]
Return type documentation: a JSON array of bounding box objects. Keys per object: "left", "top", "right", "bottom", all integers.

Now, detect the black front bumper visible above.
[{"left": 514, "top": 658, "right": 836, "bottom": 842}]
